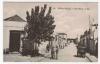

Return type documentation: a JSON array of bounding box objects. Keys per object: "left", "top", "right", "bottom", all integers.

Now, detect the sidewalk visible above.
[{"left": 86, "top": 53, "right": 98, "bottom": 62}]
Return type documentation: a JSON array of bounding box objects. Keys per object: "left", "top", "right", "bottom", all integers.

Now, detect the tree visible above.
[{"left": 24, "top": 4, "right": 56, "bottom": 56}]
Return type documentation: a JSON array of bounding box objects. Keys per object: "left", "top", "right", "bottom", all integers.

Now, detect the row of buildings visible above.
[
  {"left": 54, "top": 33, "right": 68, "bottom": 49},
  {"left": 77, "top": 19, "right": 98, "bottom": 57}
]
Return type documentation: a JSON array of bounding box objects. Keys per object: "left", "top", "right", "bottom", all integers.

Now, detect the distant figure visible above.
[
  {"left": 55, "top": 45, "right": 59, "bottom": 59},
  {"left": 95, "top": 43, "right": 98, "bottom": 57},
  {"left": 51, "top": 46, "right": 55, "bottom": 59},
  {"left": 46, "top": 44, "right": 50, "bottom": 53}
]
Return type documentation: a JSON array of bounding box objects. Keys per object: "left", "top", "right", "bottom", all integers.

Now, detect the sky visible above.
[{"left": 4, "top": 2, "right": 98, "bottom": 38}]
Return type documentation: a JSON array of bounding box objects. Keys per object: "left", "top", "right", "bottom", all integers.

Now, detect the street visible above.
[
  {"left": 37, "top": 43, "right": 90, "bottom": 62},
  {"left": 4, "top": 43, "right": 90, "bottom": 62}
]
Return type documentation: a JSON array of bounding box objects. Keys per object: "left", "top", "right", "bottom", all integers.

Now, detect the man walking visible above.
[
  {"left": 55, "top": 45, "right": 59, "bottom": 59},
  {"left": 51, "top": 46, "right": 55, "bottom": 59}
]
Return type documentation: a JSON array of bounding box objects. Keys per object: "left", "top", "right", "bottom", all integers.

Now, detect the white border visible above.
[
  {"left": 3, "top": 0, "right": 98, "bottom": 2},
  {"left": 0, "top": 0, "right": 100, "bottom": 64},
  {"left": 0, "top": 0, "right": 3, "bottom": 64},
  {"left": 98, "top": 1, "right": 100, "bottom": 64}
]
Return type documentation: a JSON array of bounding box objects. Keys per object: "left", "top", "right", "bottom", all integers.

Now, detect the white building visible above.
[{"left": 4, "top": 14, "right": 26, "bottom": 52}]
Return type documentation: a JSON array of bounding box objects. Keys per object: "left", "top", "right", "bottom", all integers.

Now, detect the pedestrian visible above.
[
  {"left": 55, "top": 45, "right": 59, "bottom": 59},
  {"left": 51, "top": 46, "right": 55, "bottom": 59},
  {"left": 46, "top": 44, "right": 49, "bottom": 53},
  {"left": 95, "top": 42, "right": 98, "bottom": 57}
]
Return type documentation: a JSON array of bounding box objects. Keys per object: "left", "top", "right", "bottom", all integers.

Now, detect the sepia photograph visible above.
[{"left": 3, "top": 2, "right": 98, "bottom": 62}]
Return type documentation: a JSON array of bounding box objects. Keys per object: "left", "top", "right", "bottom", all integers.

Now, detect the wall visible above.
[{"left": 3, "top": 21, "right": 26, "bottom": 49}]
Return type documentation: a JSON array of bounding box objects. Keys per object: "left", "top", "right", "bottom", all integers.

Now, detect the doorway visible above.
[{"left": 9, "top": 30, "right": 21, "bottom": 52}]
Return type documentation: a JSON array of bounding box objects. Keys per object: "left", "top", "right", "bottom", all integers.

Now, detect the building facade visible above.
[{"left": 4, "top": 15, "right": 26, "bottom": 52}]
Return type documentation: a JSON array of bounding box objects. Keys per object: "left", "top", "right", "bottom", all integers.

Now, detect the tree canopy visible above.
[{"left": 24, "top": 4, "right": 56, "bottom": 44}]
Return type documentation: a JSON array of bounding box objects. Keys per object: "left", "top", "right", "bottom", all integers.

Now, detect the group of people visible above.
[
  {"left": 46, "top": 37, "right": 60, "bottom": 60},
  {"left": 51, "top": 45, "right": 59, "bottom": 59},
  {"left": 46, "top": 43, "right": 59, "bottom": 59}
]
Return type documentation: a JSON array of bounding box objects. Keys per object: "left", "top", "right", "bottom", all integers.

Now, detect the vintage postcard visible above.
[{"left": 3, "top": 2, "right": 98, "bottom": 62}]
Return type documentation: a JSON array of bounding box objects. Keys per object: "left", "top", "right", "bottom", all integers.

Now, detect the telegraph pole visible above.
[{"left": 88, "top": 15, "right": 92, "bottom": 53}]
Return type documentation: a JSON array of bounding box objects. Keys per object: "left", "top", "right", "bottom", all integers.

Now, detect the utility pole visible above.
[
  {"left": 89, "top": 15, "right": 92, "bottom": 34},
  {"left": 88, "top": 16, "right": 97, "bottom": 54},
  {"left": 88, "top": 15, "right": 92, "bottom": 53}
]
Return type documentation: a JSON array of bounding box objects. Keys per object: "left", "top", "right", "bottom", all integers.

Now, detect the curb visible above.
[
  {"left": 86, "top": 54, "right": 98, "bottom": 62},
  {"left": 86, "top": 56, "right": 92, "bottom": 62}
]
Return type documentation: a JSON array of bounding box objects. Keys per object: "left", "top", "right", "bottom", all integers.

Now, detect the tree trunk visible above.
[{"left": 31, "top": 42, "right": 39, "bottom": 57}]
